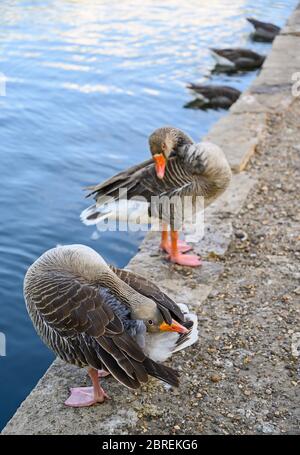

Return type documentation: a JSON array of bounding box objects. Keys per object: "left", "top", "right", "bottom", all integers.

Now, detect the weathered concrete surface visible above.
[
  {"left": 264, "top": 36, "right": 300, "bottom": 68},
  {"left": 207, "top": 173, "right": 257, "bottom": 217},
  {"left": 2, "top": 3, "right": 300, "bottom": 436},
  {"left": 1, "top": 359, "right": 140, "bottom": 435},
  {"left": 207, "top": 9, "right": 300, "bottom": 172},
  {"left": 230, "top": 89, "right": 293, "bottom": 115},
  {"left": 204, "top": 112, "right": 266, "bottom": 172},
  {"left": 5, "top": 94, "right": 300, "bottom": 436},
  {"left": 282, "top": 8, "right": 300, "bottom": 34}
]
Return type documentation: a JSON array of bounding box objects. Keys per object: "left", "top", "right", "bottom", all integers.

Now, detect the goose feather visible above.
[
  {"left": 81, "top": 128, "right": 231, "bottom": 229},
  {"left": 24, "top": 244, "right": 198, "bottom": 390}
]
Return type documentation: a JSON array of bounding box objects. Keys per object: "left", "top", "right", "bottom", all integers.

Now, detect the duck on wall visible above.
[
  {"left": 81, "top": 127, "right": 232, "bottom": 267},
  {"left": 24, "top": 244, "right": 198, "bottom": 407},
  {"left": 185, "top": 84, "right": 241, "bottom": 110},
  {"left": 210, "top": 48, "right": 265, "bottom": 72},
  {"left": 247, "top": 18, "right": 280, "bottom": 42}
]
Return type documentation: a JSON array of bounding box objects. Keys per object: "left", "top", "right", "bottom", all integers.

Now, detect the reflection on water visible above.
[{"left": 0, "top": 0, "right": 297, "bottom": 429}]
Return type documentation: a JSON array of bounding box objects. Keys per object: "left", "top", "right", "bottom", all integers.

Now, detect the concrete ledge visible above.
[
  {"left": 205, "top": 9, "right": 300, "bottom": 172},
  {"left": 2, "top": 2, "right": 300, "bottom": 436},
  {"left": 204, "top": 112, "right": 266, "bottom": 172},
  {"left": 282, "top": 8, "right": 300, "bottom": 34}
]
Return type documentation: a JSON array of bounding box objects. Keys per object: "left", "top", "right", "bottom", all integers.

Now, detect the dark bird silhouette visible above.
[
  {"left": 247, "top": 18, "right": 280, "bottom": 42},
  {"left": 186, "top": 84, "right": 241, "bottom": 110},
  {"left": 81, "top": 127, "right": 232, "bottom": 267},
  {"left": 211, "top": 48, "right": 265, "bottom": 72},
  {"left": 24, "top": 244, "right": 199, "bottom": 407}
]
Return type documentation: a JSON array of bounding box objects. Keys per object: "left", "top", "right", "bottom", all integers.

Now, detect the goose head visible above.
[
  {"left": 131, "top": 300, "right": 188, "bottom": 334},
  {"left": 149, "top": 127, "right": 193, "bottom": 179}
]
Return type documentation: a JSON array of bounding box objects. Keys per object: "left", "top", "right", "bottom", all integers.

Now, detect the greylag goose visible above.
[
  {"left": 211, "top": 48, "right": 265, "bottom": 72},
  {"left": 247, "top": 18, "right": 280, "bottom": 42},
  {"left": 81, "top": 127, "right": 231, "bottom": 267},
  {"left": 24, "top": 244, "right": 198, "bottom": 407},
  {"left": 186, "top": 84, "right": 241, "bottom": 109}
]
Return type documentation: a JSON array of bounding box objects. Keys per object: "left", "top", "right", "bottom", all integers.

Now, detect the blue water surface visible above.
[{"left": 0, "top": 0, "right": 297, "bottom": 430}]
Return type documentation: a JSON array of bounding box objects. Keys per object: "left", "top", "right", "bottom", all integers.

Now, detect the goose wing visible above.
[
  {"left": 247, "top": 18, "right": 280, "bottom": 33},
  {"left": 85, "top": 158, "right": 154, "bottom": 197},
  {"left": 85, "top": 155, "right": 190, "bottom": 205},
  {"left": 187, "top": 84, "right": 240, "bottom": 101},
  {"left": 110, "top": 266, "right": 185, "bottom": 324},
  {"left": 211, "top": 48, "right": 260, "bottom": 62},
  {"left": 28, "top": 273, "right": 178, "bottom": 388}
]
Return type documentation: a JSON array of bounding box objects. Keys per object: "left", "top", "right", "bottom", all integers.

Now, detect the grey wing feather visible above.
[
  {"left": 85, "top": 156, "right": 190, "bottom": 204},
  {"left": 110, "top": 266, "right": 185, "bottom": 324},
  {"left": 26, "top": 270, "right": 179, "bottom": 389}
]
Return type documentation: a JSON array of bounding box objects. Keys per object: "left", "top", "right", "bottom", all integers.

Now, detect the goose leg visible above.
[
  {"left": 65, "top": 367, "right": 110, "bottom": 407},
  {"left": 168, "top": 230, "right": 202, "bottom": 267},
  {"left": 160, "top": 225, "right": 192, "bottom": 254}
]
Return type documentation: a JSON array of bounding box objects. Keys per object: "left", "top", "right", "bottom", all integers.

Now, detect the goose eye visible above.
[{"left": 148, "top": 320, "right": 153, "bottom": 325}]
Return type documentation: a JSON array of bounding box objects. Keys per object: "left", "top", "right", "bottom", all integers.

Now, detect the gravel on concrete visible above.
[
  {"left": 3, "top": 91, "right": 300, "bottom": 437},
  {"left": 124, "top": 98, "right": 300, "bottom": 435}
]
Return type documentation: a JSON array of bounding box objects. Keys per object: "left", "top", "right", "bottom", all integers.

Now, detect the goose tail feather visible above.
[
  {"left": 173, "top": 303, "right": 199, "bottom": 353},
  {"left": 143, "top": 358, "right": 179, "bottom": 388},
  {"left": 210, "top": 49, "right": 234, "bottom": 67},
  {"left": 80, "top": 204, "right": 112, "bottom": 226}
]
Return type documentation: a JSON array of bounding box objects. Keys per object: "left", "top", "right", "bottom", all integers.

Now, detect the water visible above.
[{"left": 0, "top": 0, "right": 296, "bottom": 430}]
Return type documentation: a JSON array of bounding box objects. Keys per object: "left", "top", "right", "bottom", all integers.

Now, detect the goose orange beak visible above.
[
  {"left": 153, "top": 153, "right": 166, "bottom": 179},
  {"left": 160, "top": 319, "right": 189, "bottom": 334}
]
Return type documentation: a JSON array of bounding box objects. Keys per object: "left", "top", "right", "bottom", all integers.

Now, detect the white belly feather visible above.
[
  {"left": 81, "top": 199, "right": 157, "bottom": 228},
  {"left": 144, "top": 303, "right": 199, "bottom": 362},
  {"left": 210, "top": 50, "right": 235, "bottom": 67}
]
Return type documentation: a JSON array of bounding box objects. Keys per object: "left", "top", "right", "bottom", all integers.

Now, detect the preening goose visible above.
[
  {"left": 247, "top": 18, "right": 280, "bottom": 42},
  {"left": 81, "top": 127, "right": 232, "bottom": 267},
  {"left": 186, "top": 84, "right": 241, "bottom": 109},
  {"left": 210, "top": 48, "right": 265, "bottom": 72},
  {"left": 24, "top": 244, "right": 198, "bottom": 407}
]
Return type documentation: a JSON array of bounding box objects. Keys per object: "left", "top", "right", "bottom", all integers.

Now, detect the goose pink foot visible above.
[
  {"left": 65, "top": 386, "right": 110, "bottom": 407},
  {"left": 161, "top": 240, "right": 192, "bottom": 254},
  {"left": 168, "top": 253, "right": 202, "bottom": 267},
  {"left": 98, "top": 369, "right": 110, "bottom": 378}
]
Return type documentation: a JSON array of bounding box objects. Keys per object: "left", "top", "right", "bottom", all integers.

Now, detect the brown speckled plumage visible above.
[
  {"left": 24, "top": 244, "right": 190, "bottom": 389},
  {"left": 81, "top": 127, "right": 232, "bottom": 227}
]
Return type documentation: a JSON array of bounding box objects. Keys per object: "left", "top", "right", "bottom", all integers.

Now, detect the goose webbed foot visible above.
[
  {"left": 160, "top": 239, "right": 192, "bottom": 254},
  {"left": 167, "top": 230, "right": 202, "bottom": 267},
  {"left": 65, "top": 367, "right": 110, "bottom": 407},
  {"left": 65, "top": 386, "right": 110, "bottom": 407},
  {"left": 168, "top": 253, "right": 202, "bottom": 267},
  {"left": 160, "top": 226, "right": 193, "bottom": 254}
]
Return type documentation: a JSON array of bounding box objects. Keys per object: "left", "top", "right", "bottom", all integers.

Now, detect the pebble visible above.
[
  {"left": 235, "top": 230, "right": 248, "bottom": 241},
  {"left": 260, "top": 423, "right": 275, "bottom": 434},
  {"left": 122, "top": 102, "right": 299, "bottom": 435}
]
